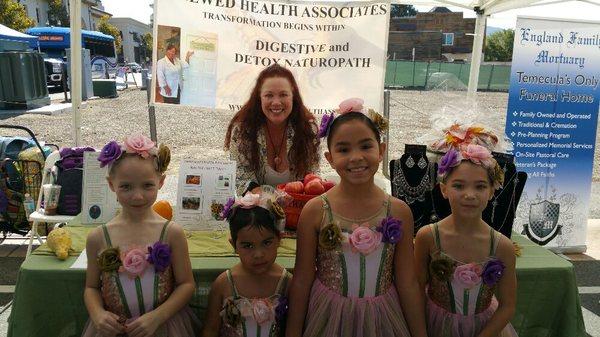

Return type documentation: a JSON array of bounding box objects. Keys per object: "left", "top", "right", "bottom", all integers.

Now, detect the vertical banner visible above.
[
  {"left": 152, "top": 0, "right": 390, "bottom": 112},
  {"left": 505, "top": 16, "right": 600, "bottom": 251}
]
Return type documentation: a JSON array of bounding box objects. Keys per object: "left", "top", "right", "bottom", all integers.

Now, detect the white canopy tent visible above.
[
  {"left": 67, "top": 0, "right": 600, "bottom": 145},
  {"left": 392, "top": 0, "right": 600, "bottom": 96}
]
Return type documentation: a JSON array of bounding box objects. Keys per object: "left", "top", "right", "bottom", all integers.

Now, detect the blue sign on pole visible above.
[{"left": 505, "top": 16, "right": 600, "bottom": 251}]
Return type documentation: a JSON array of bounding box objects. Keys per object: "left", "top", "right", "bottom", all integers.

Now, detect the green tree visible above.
[
  {"left": 47, "top": 0, "right": 69, "bottom": 27},
  {"left": 484, "top": 29, "right": 514, "bottom": 61},
  {"left": 390, "top": 5, "right": 417, "bottom": 18},
  {"left": 97, "top": 15, "right": 122, "bottom": 55},
  {"left": 141, "top": 32, "right": 153, "bottom": 58},
  {"left": 0, "top": 0, "right": 35, "bottom": 32}
]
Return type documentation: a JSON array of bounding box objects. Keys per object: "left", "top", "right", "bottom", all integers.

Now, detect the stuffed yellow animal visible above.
[{"left": 47, "top": 226, "right": 72, "bottom": 260}]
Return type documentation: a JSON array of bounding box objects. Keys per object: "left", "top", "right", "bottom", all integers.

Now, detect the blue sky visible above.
[{"left": 102, "top": 0, "right": 600, "bottom": 29}]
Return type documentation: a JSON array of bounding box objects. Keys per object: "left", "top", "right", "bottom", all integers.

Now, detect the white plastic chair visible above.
[{"left": 26, "top": 151, "right": 75, "bottom": 256}]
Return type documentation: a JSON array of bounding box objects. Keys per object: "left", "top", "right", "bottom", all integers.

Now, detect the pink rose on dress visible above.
[
  {"left": 124, "top": 134, "right": 155, "bottom": 158},
  {"left": 349, "top": 224, "right": 382, "bottom": 255},
  {"left": 453, "top": 263, "right": 483, "bottom": 289},
  {"left": 461, "top": 144, "right": 493, "bottom": 167},
  {"left": 252, "top": 299, "right": 275, "bottom": 326},
  {"left": 119, "top": 248, "right": 149, "bottom": 279},
  {"left": 338, "top": 98, "right": 364, "bottom": 114},
  {"left": 237, "top": 193, "right": 260, "bottom": 209}
]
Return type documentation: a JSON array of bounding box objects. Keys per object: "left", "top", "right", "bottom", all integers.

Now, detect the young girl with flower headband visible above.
[
  {"left": 82, "top": 134, "right": 200, "bottom": 337},
  {"left": 287, "top": 98, "right": 427, "bottom": 337},
  {"left": 414, "top": 144, "right": 518, "bottom": 337},
  {"left": 202, "top": 188, "right": 292, "bottom": 337}
]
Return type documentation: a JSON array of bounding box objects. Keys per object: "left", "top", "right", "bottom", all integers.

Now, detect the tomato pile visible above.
[{"left": 283, "top": 173, "right": 335, "bottom": 196}]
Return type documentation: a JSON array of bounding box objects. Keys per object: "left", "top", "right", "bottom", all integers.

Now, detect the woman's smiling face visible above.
[{"left": 260, "top": 77, "right": 293, "bottom": 127}]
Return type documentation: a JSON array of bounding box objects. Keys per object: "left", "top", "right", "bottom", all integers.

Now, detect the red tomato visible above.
[
  {"left": 322, "top": 180, "right": 335, "bottom": 191},
  {"left": 284, "top": 181, "right": 304, "bottom": 194},
  {"left": 304, "top": 179, "right": 325, "bottom": 195},
  {"left": 303, "top": 173, "right": 321, "bottom": 184}
]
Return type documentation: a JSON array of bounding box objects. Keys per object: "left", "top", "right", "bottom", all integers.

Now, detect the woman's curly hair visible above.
[{"left": 224, "top": 64, "right": 319, "bottom": 176}]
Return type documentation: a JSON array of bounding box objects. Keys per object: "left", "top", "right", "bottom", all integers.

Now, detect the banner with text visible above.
[
  {"left": 505, "top": 16, "right": 600, "bottom": 250},
  {"left": 152, "top": 0, "right": 390, "bottom": 112}
]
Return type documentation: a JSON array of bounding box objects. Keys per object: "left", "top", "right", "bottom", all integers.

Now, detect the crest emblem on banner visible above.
[{"left": 522, "top": 200, "right": 561, "bottom": 245}]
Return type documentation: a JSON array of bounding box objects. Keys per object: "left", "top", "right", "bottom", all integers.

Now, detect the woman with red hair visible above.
[{"left": 225, "top": 64, "right": 320, "bottom": 195}]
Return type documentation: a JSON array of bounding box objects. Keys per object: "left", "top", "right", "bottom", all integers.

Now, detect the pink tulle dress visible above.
[
  {"left": 81, "top": 223, "right": 201, "bottom": 337},
  {"left": 426, "top": 223, "right": 518, "bottom": 337},
  {"left": 219, "top": 268, "right": 291, "bottom": 337},
  {"left": 303, "top": 195, "right": 411, "bottom": 337}
]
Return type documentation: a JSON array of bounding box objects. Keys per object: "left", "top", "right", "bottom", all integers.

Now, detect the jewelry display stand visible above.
[
  {"left": 391, "top": 145, "right": 527, "bottom": 238},
  {"left": 391, "top": 145, "right": 433, "bottom": 235}
]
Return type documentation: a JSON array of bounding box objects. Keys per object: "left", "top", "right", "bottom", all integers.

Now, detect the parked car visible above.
[
  {"left": 43, "top": 57, "right": 65, "bottom": 88},
  {"left": 126, "top": 62, "right": 142, "bottom": 73}
]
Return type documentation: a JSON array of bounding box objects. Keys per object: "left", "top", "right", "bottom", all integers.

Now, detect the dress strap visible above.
[
  {"left": 159, "top": 221, "right": 170, "bottom": 242},
  {"left": 385, "top": 194, "right": 391, "bottom": 217},
  {"left": 490, "top": 228, "right": 500, "bottom": 256},
  {"left": 275, "top": 269, "right": 291, "bottom": 295},
  {"left": 320, "top": 195, "right": 334, "bottom": 225},
  {"left": 225, "top": 270, "right": 239, "bottom": 298},
  {"left": 101, "top": 224, "right": 113, "bottom": 248},
  {"left": 431, "top": 223, "right": 442, "bottom": 251}
]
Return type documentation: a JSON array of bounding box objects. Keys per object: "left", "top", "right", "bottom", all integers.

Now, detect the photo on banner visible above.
[
  {"left": 155, "top": 25, "right": 182, "bottom": 104},
  {"left": 151, "top": 0, "right": 391, "bottom": 112},
  {"left": 505, "top": 16, "right": 600, "bottom": 251}
]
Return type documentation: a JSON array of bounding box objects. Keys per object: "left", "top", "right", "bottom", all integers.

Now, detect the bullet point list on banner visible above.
[{"left": 505, "top": 16, "right": 600, "bottom": 249}]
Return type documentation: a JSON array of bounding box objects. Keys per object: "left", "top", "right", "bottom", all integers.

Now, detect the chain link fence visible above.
[{"left": 385, "top": 60, "right": 511, "bottom": 91}]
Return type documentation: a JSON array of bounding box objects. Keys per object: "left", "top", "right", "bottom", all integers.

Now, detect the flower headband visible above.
[
  {"left": 437, "top": 144, "right": 504, "bottom": 190},
  {"left": 97, "top": 134, "right": 171, "bottom": 174},
  {"left": 431, "top": 123, "right": 499, "bottom": 153},
  {"left": 318, "top": 98, "right": 388, "bottom": 139},
  {"left": 220, "top": 188, "right": 292, "bottom": 221}
]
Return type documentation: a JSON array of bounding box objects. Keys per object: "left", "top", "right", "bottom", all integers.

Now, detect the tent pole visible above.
[
  {"left": 69, "top": 0, "right": 82, "bottom": 146},
  {"left": 467, "top": 9, "right": 487, "bottom": 97}
]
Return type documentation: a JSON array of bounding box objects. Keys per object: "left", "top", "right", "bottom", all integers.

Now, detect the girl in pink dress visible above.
[
  {"left": 414, "top": 145, "right": 518, "bottom": 337},
  {"left": 202, "top": 190, "right": 292, "bottom": 337},
  {"left": 287, "top": 98, "right": 427, "bottom": 337},
  {"left": 82, "top": 135, "right": 200, "bottom": 337}
]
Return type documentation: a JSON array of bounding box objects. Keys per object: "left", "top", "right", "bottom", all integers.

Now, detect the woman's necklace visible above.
[{"left": 266, "top": 122, "right": 287, "bottom": 170}]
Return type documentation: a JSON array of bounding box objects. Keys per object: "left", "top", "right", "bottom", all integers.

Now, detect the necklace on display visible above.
[
  {"left": 490, "top": 170, "right": 519, "bottom": 231},
  {"left": 266, "top": 122, "right": 287, "bottom": 170},
  {"left": 428, "top": 162, "right": 440, "bottom": 222},
  {"left": 392, "top": 158, "right": 430, "bottom": 204}
]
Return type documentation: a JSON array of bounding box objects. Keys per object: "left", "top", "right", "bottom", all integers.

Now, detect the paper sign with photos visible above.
[
  {"left": 81, "top": 152, "right": 119, "bottom": 224},
  {"left": 176, "top": 159, "right": 236, "bottom": 230}
]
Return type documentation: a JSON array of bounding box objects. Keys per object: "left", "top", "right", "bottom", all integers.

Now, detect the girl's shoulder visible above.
[
  {"left": 211, "top": 270, "right": 232, "bottom": 296},
  {"left": 164, "top": 220, "right": 184, "bottom": 236},
  {"left": 301, "top": 195, "right": 326, "bottom": 218},
  {"left": 85, "top": 225, "right": 106, "bottom": 252},
  {"left": 414, "top": 223, "right": 435, "bottom": 250},
  {"left": 388, "top": 196, "right": 412, "bottom": 217},
  {"left": 494, "top": 231, "right": 517, "bottom": 263},
  {"left": 162, "top": 221, "right": 189, "bottom": 248},
  {"left": 415, "top": 223, "right": 434, "bottom": 241},
  {"left": 86, "top": 220, "right": 122, "bottom": 246}
]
